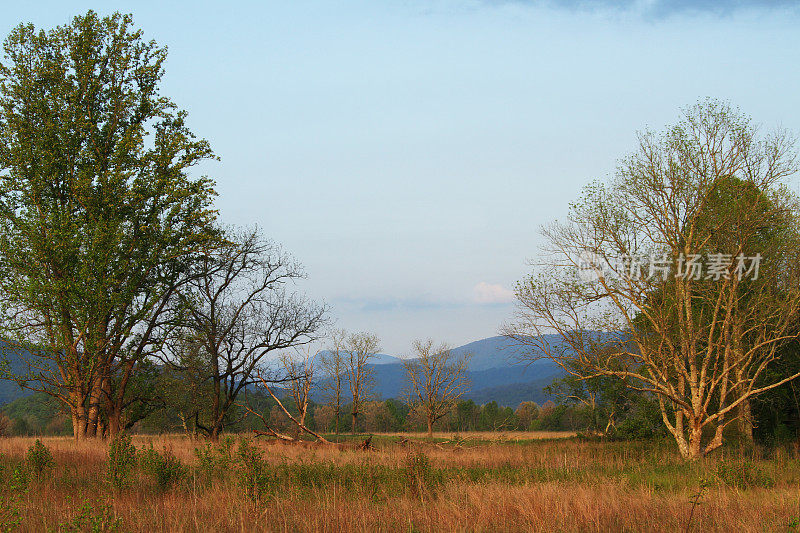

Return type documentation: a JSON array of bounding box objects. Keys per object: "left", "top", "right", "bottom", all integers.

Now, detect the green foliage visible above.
[
  {"left": 0, "top": 453, "right": 27, "bottom": 533},
  {"left": 404, "top": 452, "right": 443, "bottom": 496},
  {"left": 139, "top": 445, "right": 186, "bottom": 491},
  {"left": 194, "top": 436, "right": 235, "bottom": 481},
  {"left": 0, "top": 9, "right": 219, "bottom": 438},
  {"left": 106, "top": 433, "right": 137, "bottom": 490},
  {"left": 1, "top": 394, "right": 71, "bottom": 436},
  {"left": 0, "top": 497, "right": 22, "bottom": 533},
  {"left": 715, "top": 460, "right": 775, "bottom": 489},
  {"left": 56, "top": 500, "right": 122, "bottom": 533},
  {"left": 25, "top": 439, "right": 54, "bottom": 481},
  {"left": 233, "top": 438, "right": 269, "bottom": 499}
]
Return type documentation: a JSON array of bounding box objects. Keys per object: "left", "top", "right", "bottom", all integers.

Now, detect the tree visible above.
[
  {"left": 245, "top": 366, "right": 329, "bottom": 443},
  {"left": 172, "top": 227, "right": 326, "bottom": 440},
  {"left": 402, "top": 339, "right": 471, "bottom": 439},
  {"left": 313, "top": 405, "right": 335, "bottom": 433},
  {"left": 319, "top": 329, "right": 347, "bottom": 436},
  {"left": 515, "top": 401, "right": 539, "bottom": 430},
  {"left": 506, "top": 100, "right": 800, "bottom": 459},
  {"left": 0, "top": 11, "right": 218, "bottom": 440},
  {"left": 156, "top": 334, "right": 217, "bottom": 438},
  {"left": 279, "top": 350, "right": 315, "bottom": 438},
  {"left": 343, "top": 331, "right": 380, "bottom": 435},
  {"left": 544, "top": 356, "right": 635, "bottom": 435}
]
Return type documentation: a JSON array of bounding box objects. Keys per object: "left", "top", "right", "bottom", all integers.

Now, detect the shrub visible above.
[
  {"left": 0, "top": 414, "right": 10, "bottom": 438},
  {"left": 140, "top": 445, "right": 186, "bottom": 491},
  {"left": 57, "top": 500, "right": 122, "bottom": 532},
  {"left": 25, "top": 439, "right": 54, "bottom": 482},
  {"left": 0, "top": 497, "right": 22, "bottom": 533},
  {"left": 234, "top": 439, "right": 271, "bottom": 499},
  {"left": 404, "top": 452, "right": 443, "bottom": 496},
  {"left": 194, "top": 437, "right": 235, "bottom": 482},
  {"left": 106, "top": 433, "right": 137, "bottom": 490},
  {"left": 715, "top": 460, "right": 775, "bottom": 489}
]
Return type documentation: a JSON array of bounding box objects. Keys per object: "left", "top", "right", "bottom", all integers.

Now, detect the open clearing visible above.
[{"left": 1, "top": 433, "right": 798, "bottom": 532}]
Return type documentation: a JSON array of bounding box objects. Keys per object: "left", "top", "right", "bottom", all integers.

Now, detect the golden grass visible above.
[
  {"left": 0, "top": 433, "right": 798, "bottom": 532},
  {"left": 372, "top": 430, "right": 576, "bottom": 441}
]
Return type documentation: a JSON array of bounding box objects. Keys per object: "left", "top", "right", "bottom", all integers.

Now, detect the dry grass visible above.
[
  {"left": 373, "top": 430, "right": 576, "bottom": 441},
  {"left": 0, "top": 433, "right": 798, "bottom": 532}
]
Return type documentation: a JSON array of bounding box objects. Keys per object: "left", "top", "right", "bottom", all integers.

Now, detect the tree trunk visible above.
[
  {"left": 108, "top": 405, "right": 123, "bottom": 438},
  {"left": 71, "top": 390, "right": 87, "bottom": 441},
  {"left": 427, "top": 418, "right": 433, "bottom": 440},
  {"left": 738, "top": 398, "right": 754, "bottom": 444},
  {"left": 687, "top": 421, "right": 703, "bottom": 460},
  {"left": 210, "top": 421, "right": 222, "bottom": 442},
  {"left": 352, "top": 411, "right": 357, "bottom": 435},
  {"left": 85, "top": 374, "right": 104, "bottom": 438}
]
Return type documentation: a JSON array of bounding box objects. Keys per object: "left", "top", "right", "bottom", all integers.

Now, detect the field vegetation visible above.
[{"left": 1, "top": 433, "right": 799, "bottom": 532}]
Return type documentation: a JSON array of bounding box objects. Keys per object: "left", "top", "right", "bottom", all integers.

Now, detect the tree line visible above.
[{"left": 1, "top": 11, "right": 800, "bottom": 458}]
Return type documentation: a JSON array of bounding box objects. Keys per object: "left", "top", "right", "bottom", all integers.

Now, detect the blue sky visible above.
[{"left": 2, "top": 1, "right": 799, "bottom": 354}]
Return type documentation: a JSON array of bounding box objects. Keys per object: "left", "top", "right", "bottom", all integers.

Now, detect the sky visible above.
[{"left": 1, "top": 1, "right": 799, "bottom": 355}]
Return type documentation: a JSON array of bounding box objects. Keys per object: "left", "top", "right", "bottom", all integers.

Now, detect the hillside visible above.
[
  {"left": 312, "top": 335, "right": 562, "bottom": 406},
  {"left": 0, "top": 335, "right": 564, "bottom": 408},
  {"left": 0, "top": 343, "right": 36, "bottom": 405}
]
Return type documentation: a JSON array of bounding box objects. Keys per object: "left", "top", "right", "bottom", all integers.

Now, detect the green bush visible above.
[
  {"left": 57, "top": 500, "right": 122, "bottom": 532},
  {"left": 139, "top": 445, "right": 186, "bottom": 491},
  {"left": 715, "top": 460, "right": 775, "bottom": 489},
  {"left": 234, "top": 439, "right": 270, "bottom": 499},
  {"left": 25, "top": 439, "right": 54, "bottom": 482},
  {"left": 106, "top": 433, "right": 137, "bottom": 490},
  {"left": 404, "top": 452, "right": 443, "bottom": 496},
  {"left": 194, "top": 437, "right": 234, "bottom": 482}
]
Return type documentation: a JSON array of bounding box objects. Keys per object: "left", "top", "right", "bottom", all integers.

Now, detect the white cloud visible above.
[{"left": 473, "top": 282, "right": 515, "bottom": 304}]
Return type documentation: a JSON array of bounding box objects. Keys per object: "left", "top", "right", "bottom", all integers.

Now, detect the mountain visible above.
[
  {"left": 450, "top": 334, "right": 568, "bottom": 371},
  {"left": 0, "top": 335, "right": 566, "bottom": 409},
  {"left": 313, "top": 350, "right": 402, "bottom": 366},
  {"left": 311, "top": 335, "right": 563, "bottom": 407},
  {"left": 0, "top": 343, "right": 36, "bottom": 405}
]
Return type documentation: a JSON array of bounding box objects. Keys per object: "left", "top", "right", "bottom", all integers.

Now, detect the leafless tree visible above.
[
  {"left": 245, "top": 368, "right": 329, "bottom": 443},
  {"left": 172, "top": 227, "right": 326, "bottom": 440},
  {"left": 505, "top": 100, "right": 800, "bottom": 459},
  {"left": 279, "top": 349, "right": 315, "bottom": 437},
  {"left": 319, "top": 329, "right": 347, "bottom": 436},
  {"left": 344, "top": 332, "right": 380, "bottom": 434},
  {"left": 403, "top": 339, "right": 471, "bottom": 439},
  {"left": 313, "top": 405, "right": 335, "bottom": 433}
]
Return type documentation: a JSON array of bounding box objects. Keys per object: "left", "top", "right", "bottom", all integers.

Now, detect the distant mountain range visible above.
[
  {"left": 0, "top": 342, "right": 36, "bottom": 406},
  {"left": 313, "top": 335, "right": 563, "bottom": 407},
  {"left": 0, "top": 336, "right": 564, "bottom": 409}
]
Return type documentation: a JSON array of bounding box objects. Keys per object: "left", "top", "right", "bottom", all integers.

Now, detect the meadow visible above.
[{"left": 0, "top": 433, "right": 798, "bottom": 532}]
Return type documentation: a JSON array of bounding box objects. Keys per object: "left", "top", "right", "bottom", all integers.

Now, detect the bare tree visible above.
[
  {"left": 313, "top": 405, "right": 335, "bottom": 433},
  {"left": 505, "top": 100, "right": 800, "bottom": 460},
  {"left": 173, "top": 227, "right": 326, "bottom": 440},
  {"left": 279, "top": 350, "right": 315, "bottom": 438},
  {"left": 319, "top": 329, "right": 347, "bottom": 436},
  {"left": 245, "top": 368, "right": 329, "bottom": 443},
  {"left": 344, "top": 332, "right": 380, "bottom": 435},
  {"left": 403, "top": 339, "right": 471, "bottom": 439}
]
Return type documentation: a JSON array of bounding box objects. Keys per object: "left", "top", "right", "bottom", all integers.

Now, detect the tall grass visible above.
[{"left": 0, "top": 433, "right": 797, "bottom": 532}]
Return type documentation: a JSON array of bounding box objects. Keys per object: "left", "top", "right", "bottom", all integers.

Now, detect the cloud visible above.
[{"left": 473, "top": 282, "right": 516, "bottom": 304}]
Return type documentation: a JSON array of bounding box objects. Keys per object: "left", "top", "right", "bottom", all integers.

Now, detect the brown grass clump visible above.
[{"left": 0, "top": 433, "right": 798, "bottom": 532}]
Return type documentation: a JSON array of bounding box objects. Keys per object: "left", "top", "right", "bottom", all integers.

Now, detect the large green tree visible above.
[
  {"left": 507, "top": 100, "right": 800, "bottom": 459},
  {"left": 0, "top": 11, "right": 218, "bottom": 439}
]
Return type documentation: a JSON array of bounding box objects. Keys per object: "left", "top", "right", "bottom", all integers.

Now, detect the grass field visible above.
[{"left": 0, "top": 432, "right": 798, "bottom": 532}]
